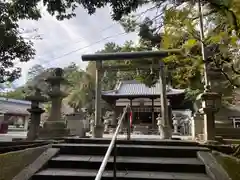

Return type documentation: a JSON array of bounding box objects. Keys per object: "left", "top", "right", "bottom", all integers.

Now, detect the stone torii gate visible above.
[{"left": 81, "top": 50, "right": 182, "bottom": 139}]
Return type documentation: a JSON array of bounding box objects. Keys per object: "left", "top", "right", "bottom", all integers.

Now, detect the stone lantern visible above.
[
  {"left": 198, "top": 91, "right": 221, "bottom": 141},
  {"left": 25, "top": 88, "right": 47, "bottom": 140},
  {"left": 39, "top": 68, "right": 69, "bottom": 138},
  {"left": 172, "top": 115, "right": 179, "bottom": 134}
]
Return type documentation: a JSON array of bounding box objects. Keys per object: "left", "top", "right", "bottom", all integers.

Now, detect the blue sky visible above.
[{"left": 15, "top": 6, "right": 145, "bottom": 87}]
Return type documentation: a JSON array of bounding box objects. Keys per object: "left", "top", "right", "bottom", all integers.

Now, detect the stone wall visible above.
[
  {"left": 215, "top": 105, "right": 240, "bottom": 128},
  {"left": 0, "top": 145, "right": 49, "bottom": 180}
]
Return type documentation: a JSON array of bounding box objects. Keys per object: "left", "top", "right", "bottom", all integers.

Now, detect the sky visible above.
[{"left": 15, "top": 6, "right": 144, "bottom": 87}]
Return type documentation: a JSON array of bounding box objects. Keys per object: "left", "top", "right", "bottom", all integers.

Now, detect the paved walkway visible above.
[
  {"left": 87, "top": 133, "right": 193, "bottom": 141},
  {"left": 0, "top": 131, "right": 193, "bottom": 141},
  {"left": 0, "top": 131, "right": 27, "bottom": 141}
]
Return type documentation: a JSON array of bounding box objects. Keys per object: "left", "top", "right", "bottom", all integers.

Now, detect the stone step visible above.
[
  {"left": 64, "top": 138, "right": 199, "bottom": 146},
  {"left": 48, "top": 155, "right": 206, "bottom": 173},
  {"left": 53, "top": 143, "right": 209, "bottom": 157},
  {"left": 32, "top": 168, "right": 211, "bottom": 180}
]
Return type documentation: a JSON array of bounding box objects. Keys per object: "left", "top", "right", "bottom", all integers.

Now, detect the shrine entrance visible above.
[{"left": 81, "top": 50, "right": 182, "bottom": 139}]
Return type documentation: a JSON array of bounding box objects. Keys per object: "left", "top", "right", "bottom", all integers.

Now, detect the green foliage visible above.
[
  {"left": 0, "top": 145, "right": 48, "bottom": 180},
  {"left": 214, "top": 151, "right": 240, "bottom": 180},
  {"left": 4, "top": 0, "right": 240, "bottom": 108},
  {"left": 3, "top": 87, "right": 26, "bottom": 100},
  {"left": 86, "top": 42, "right": 136, "bottom": 90},
  {"left": 0, "top": 2, "right": 35, "bottom": 83},
  {"left": 2, "top": 0, "right": 240, "bottom": 85},
  {"left": 27, "top": 64, "right": 45, "bottom": 82},
  {"left": 66, "top": 68, "right": 95, "bottom": 112}
]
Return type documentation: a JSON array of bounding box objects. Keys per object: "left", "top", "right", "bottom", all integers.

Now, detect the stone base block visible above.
[
  {"left": 158, "top": 125, "right": 172, "bottom": 139},
  {"left": 39, "top": 121, "right": 69, "bottom": 139},
  {"left": 67, "top": 120, "right": 86, "bottom": 137},
  {"left": 92, "top": 125, "right": 104, "bottom": 138},
  {"left": 43, "top": 121, "right": 66, "bottom": 129}
]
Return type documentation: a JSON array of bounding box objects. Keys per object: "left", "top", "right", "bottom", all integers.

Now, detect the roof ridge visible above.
[
  {"left": 121, "top": 79, "right": 141, "bottom": 84},
  {"left": 0, "top": 97, "right": 31, "bottom": 105}
]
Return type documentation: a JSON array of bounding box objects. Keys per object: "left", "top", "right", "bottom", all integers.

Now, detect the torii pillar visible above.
[
  {"left": 93, "top": 61, "right": 104, "bottom": 138},
  {"left": 158, "top": 62, "right": 172, "bottom": 139}
]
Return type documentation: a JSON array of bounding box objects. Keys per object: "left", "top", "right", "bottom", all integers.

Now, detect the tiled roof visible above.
[
  {"left": 0, "top": 97, "right": 31, "bottom": 115},
  {"left": 0, "top": 97, "right": 31, "bottom": 105},
  {"left": 102, "top": 80, "right": 185, "bottom": 97}
]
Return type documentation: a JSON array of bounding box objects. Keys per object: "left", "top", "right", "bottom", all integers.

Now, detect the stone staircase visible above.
[{"left": 31, "top": 138, "right": 212, "bottom": 180}]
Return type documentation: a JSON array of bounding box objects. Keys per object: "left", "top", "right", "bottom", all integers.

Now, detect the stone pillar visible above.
[
  {"left": 198, "top": 92, "right": 221, "bottom": 141},
  {"left": 93, "top": 61, "right": 104, "bottom": 138},
  {"left": 203, "top": 110, "right": 215, "bottom": 141},
  {"left": 172, "top": 116, "right": 178, "bottom": 134},
  {"left": 191, "top": 113, "right": 204, "bottom": 140},
  {"left": 90, "top": 119, "right": 95, "bottom": 133},
  {"left": 23, "top": 117, "right": 28, "bottom": 131},
  {"left": 158, "top": 63, "right": 172, "bottom": 139},
  {"left": 104, "top": 118, "right": 110, "bottom": 133},
  {"left": 26, "top": 88, "right": 46, "bottom": 140},
  {"left": 112, "top": 109, "right": 117, "bottom": 126},
  {"left": 39, "top": 68, "right": 69, "bottom": 138},
  {"left": 110, "top": 100, "right": 117, "bottom": 127}
]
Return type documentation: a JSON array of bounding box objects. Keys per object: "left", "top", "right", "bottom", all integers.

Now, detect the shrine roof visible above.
[
  {"left": 102, "top": 80, "right": 185, "bottom": 98},
  {"left": 0, "top": 97, "right": 31, "bottom": 115}
]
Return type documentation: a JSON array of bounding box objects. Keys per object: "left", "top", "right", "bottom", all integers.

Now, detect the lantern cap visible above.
[{"left": 197, "top": 92, "right": 221, "bottom": 100}]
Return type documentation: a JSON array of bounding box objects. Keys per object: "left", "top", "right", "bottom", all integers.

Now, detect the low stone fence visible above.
[
  {"left": 216, "top": 128, "right": 240, "bottom": 139},
  {"left": 0, "top": 141, "right": 50, "bottom": 154},
  {"left": 0, "top": 144, "right": 50, "bottom": 180}
]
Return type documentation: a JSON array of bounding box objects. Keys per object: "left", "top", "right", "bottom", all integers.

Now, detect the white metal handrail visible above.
[{"left": 95, "top": 104, "right": 131, "bottom": 180}]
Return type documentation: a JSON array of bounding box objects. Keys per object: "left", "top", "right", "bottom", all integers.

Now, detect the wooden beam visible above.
[
  {"left": 82, "top": 49, "right": 182, "bottom": 61},
  {"left": 102, "top": 64, "right": 162, "bottom": 71}
]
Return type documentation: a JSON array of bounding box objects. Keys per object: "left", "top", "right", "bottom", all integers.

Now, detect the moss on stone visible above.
[
  {"left": 213, "top": 152, "right": 240, "bottom": 180},
  {"left": 0, "top": 145, "right": 49, "bottom": 180}
]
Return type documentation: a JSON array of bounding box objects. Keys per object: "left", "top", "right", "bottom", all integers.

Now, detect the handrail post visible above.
[
  {"left": 94, "top": 105, "right": 129, "bottom": 180},
  {"left": 113, "top": 141, "right": 117, "bottom": 180},
  {"left": 127, "top": 106, "right": 131, "bottom": 140}
]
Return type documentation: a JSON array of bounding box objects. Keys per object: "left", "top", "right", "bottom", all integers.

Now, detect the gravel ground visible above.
[
  {"left": 0, "top": 131, "right": 27, "bottom": 141},
  {"left": 0, "top": 131, "right": 193, "bottom": 141}
]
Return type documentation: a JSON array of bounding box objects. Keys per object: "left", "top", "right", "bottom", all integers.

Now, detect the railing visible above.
[{"left": 95, "top": 104, "right": 131, "bottom": 180}]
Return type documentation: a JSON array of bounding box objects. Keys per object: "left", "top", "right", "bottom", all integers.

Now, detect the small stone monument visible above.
[
  {"left": 66, "top": 110, "right": 86, "bottom": 137},
  {"left": 26, "top": 88, "right": 47, "bottom": 140},
  {"left": 191, "top": 113, "right": 204, "bottom": 141},
  {"left": 103, "top": 111, "right": 112, "bottom": 134},
  {"left": 39, "top": 68, "right": 69, "bottom": 138},
  {"left": 157, "top": 113, "right": 172, "bottom": 139},
  {"left": 90, "top": 118, "right": 95, "bottom": 134},
  {"left": 172, "top": 115, "right": 179, "bottom": 134}
]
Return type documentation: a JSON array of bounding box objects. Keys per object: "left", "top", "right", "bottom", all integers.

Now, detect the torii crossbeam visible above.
[{"left": 81, "top": 49, "right": 182, "bottom": 139}]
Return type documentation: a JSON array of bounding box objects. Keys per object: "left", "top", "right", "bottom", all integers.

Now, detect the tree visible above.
[
  {"left": 0, "top": 86, "right": 25, "bottom": 99},
  {"left": 2, "top": 0, "right": 239, "bottom": 83},
  {"left": 27, "top": 64, "right": 45, "bottom": 82},
  {"left": 65, "top": 66, "right": 95, "bottom": 113},
  {"left": 0, "top": 2, "right": 35, "bottom": 83},
  {"left": 86, "top": 42, "right": 136, "bottom": 90},
  {"left": 82, "top": 0, "right": 240, "bottom": 105}
]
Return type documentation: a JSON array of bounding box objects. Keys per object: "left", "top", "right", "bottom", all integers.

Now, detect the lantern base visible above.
[
  {"left": 91, "top": 125, "right": 104, "bottom": 138},
  {"left": 38, "top": 121, "right": 69, "bottom": 139},
  {"left": 158, "top": 124, "right": 172, "bottom": 139}
]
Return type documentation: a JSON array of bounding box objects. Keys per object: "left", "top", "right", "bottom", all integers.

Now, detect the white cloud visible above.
[{"left": 15, "top": 6, "right": 139, "bottom": 87}]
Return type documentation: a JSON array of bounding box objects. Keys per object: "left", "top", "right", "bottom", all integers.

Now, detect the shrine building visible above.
[
  {"left": 102, "top": 80, "right": 192, "bottom": 130},
  {"left": 0, "top": 97, "right": 30, "bottom": 133}
]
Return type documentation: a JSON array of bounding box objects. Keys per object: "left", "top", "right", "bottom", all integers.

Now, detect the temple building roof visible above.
[
  {"left": 102, "top": 80, "right": 185, "bottom": 98},
  {"left": 0, "top": 97, "right": 31, "bottom": 115}
]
